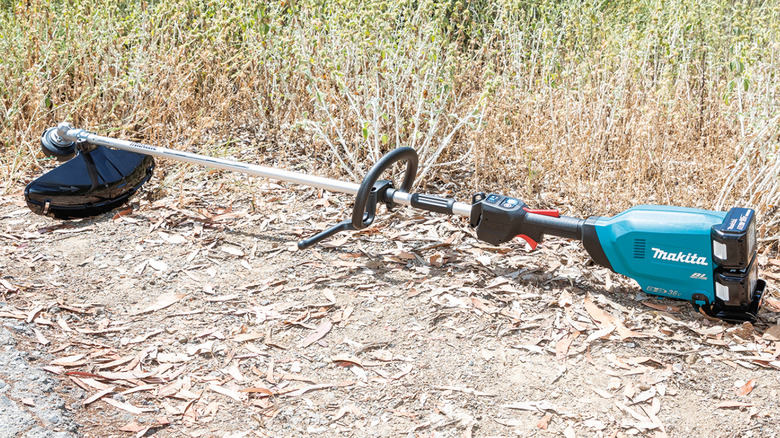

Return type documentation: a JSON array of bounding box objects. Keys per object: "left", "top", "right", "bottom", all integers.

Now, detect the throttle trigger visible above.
[
  {"left": 523, "top": 207, "right": 560, "bottom": 218},
  {"left": 518, "top": 234, "right": 538, "bottom": 250}
]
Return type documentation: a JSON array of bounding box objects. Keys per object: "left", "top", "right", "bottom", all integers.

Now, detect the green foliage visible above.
[
  {"left": 3, "top": 0, "right": 776, "bottom": 135},
  {"left": 1, "top": 0, "right": 779, "bottom": 243}
]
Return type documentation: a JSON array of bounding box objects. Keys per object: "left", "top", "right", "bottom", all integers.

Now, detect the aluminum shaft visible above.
[{"left": 55, "top": 123, "right": 474, "bottom": 218}]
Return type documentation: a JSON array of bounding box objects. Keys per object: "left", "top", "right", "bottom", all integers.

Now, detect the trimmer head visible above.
[
  {"left": 40, "top": 126, "right": 79, "bottom": 160},
  {"left": 25, "top": 145, "right": 154, "bottom": 218}
]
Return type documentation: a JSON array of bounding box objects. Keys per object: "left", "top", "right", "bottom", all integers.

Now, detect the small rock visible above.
[
  {"left": 11, "top": 324, "right": 30, "bottom": 334},
  {"left": 0, "top": 330, "right": 17, "bottom": 346}
]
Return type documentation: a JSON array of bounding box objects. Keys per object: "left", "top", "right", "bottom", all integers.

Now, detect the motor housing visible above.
[{"left": 590, "top": 205, "right": 764, "bottom": 322}]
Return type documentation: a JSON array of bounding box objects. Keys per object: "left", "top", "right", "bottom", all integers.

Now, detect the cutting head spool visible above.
[{"left": 40, "top": 127, "right": 78, "bottom": 161}]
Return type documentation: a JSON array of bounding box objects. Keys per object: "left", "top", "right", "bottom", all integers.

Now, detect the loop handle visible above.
[
  {"left": 297, "top": 147, "right": 418, "bottom": 248},
  {"left": 351, "top": 147, "right": 417, "bottom": 229}
]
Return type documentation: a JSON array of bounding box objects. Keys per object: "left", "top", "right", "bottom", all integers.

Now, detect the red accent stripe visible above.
[{"left": 523, "top": 207, "right": 560, "bottom": 218}]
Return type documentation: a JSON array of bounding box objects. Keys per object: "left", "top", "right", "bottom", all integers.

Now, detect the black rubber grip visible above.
[
  {"left": 410, "top": 194, "right": 455, "bottom": 214},
  {"left": 523, "top": 213, "right": 584, "bottom": 240}
]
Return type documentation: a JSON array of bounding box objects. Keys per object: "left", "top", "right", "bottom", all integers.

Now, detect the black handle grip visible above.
[
  {"left": 470, "top": 193, "right": 585, "bottom": 247},
  {"left": 297, "top": 220, "right": 355, "bottom": 250},
  {"left": 522, "top": 213, "right": 583, "bottom": 240},
  {"left": 297, "top": 187, "right": 382, "bottom": 249},
  {"left": 410, "top": 193, "right": 456, "bottom": 214}
]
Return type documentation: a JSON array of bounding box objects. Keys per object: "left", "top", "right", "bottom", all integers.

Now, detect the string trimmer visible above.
[{"left": 25, "top": 123, "right": 765, "bottom": 322}]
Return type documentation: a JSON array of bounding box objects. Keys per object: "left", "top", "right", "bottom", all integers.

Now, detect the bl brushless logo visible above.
[{"left": 651, "top": 247, "right": 708, "bottom": 266}]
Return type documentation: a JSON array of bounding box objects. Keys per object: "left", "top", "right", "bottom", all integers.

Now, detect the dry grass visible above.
[{"left": 1, "top": 0, "right": 778, "bottom": 248}]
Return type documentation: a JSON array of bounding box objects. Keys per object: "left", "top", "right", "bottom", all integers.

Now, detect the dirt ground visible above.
[{"left": 2, "top": 149, "right": 780, "bottom": 438}]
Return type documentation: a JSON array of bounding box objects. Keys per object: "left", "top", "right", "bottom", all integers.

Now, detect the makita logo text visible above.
[{"left": 651, "top": 248, "right": 707, "bottom": 266}]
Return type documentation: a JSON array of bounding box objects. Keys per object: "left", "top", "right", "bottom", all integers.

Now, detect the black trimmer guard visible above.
[{"left": 25, "top": 146, "right": 154, "bottom": 218}]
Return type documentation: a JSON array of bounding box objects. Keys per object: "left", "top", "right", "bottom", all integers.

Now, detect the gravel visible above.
[{"left": 0, "top": 324, "right": 80, "bottom": 437}]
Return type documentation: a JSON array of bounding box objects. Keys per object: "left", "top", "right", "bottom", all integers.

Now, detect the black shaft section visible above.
[{"left": 523, "top": 213, "right": 584, "bottom": 241}]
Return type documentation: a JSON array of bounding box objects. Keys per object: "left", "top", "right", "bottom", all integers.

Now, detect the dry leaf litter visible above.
[{"left": 1, "top": 146, "right": 780, "bottom": 437}]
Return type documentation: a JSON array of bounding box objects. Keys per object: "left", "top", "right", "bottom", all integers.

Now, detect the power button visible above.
[{"left": 500, "top": 198, "right": 520, "bottom": 209}]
